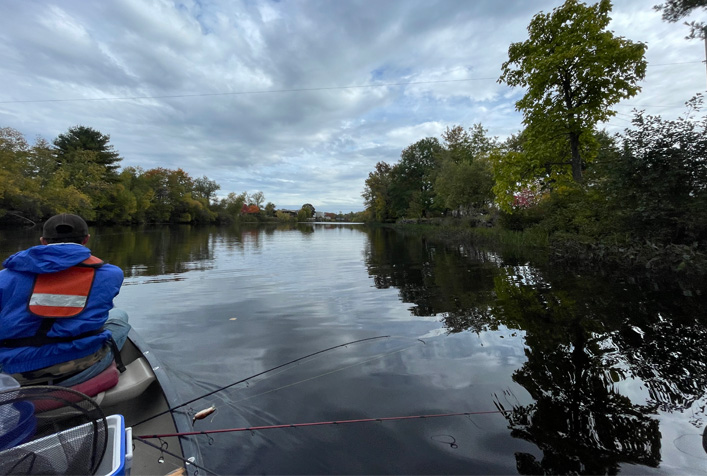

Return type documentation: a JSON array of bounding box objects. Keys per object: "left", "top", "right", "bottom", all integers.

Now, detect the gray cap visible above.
[{"left": 42, "top": 214, "right": 89, "bottom": 240}]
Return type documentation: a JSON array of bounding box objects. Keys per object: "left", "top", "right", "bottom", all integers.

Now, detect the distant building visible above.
[{"left": 277, "top": 209, "right": 299, "bottom": 217}]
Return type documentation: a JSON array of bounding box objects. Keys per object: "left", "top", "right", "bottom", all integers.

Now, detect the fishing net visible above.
[{"left": 0, "top": 385, "right": 107, "bottom": 475}]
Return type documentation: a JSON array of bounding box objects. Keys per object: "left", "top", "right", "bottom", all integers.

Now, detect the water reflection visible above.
[
  {"left": 363, "top": 227, "right": 498, "bottom": 320},
  {"left": 363, "top": 227, "right": 707, "bottom": 473},
  {"left": 87, "top": 225, "right": 217, "bottom": 279},
  {"left": 491, "top": 270, "right": 662, "bottom": 473},
  {"left": 86, "top": 223, "right": 367, "bottom": 281},
  {"left": 3, "top": 223, "right": 705, "bottom": 473}
]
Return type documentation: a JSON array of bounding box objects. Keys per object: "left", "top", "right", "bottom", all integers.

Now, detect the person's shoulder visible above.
[
  {"left": 101, "top": 262, "right": 123, "bottom": 272},
  {"left": 97, "top": 261, "right": 124, "bottom": 279}
]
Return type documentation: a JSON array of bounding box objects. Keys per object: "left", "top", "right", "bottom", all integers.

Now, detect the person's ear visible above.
[
  {"left": 82, "top": 235, "right": 90, "bottom": 245},
  {"left": 40, "top": 237, "right": 48, "bottom": 245}
]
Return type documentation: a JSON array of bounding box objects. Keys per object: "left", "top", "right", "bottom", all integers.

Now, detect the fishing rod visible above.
[
  {"left": 137, "top": 410, "right": 508, "bottom": 439},
  {"left": 132, "top": 335, "right": 391, "bottom": 427}
]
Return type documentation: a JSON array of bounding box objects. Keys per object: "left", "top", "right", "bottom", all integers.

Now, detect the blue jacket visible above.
[{"left": 0, "top": 243, "right": 124, "bottom": 374}]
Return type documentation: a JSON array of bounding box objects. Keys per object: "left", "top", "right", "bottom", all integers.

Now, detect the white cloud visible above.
[{"left": 0, "top": 0, "right": 704, "bottom": 212}]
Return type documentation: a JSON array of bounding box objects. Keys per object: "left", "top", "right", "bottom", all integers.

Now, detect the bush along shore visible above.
[{"left": 389, "top": 218, "right": 705, "bottom": 296}]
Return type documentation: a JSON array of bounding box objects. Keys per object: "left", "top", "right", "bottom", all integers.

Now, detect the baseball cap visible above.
[{"left": 42, "top": 214, "right": 89, "bottom": 240}]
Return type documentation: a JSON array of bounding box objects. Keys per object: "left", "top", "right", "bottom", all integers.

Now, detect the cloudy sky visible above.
[{"left": 1, "top": 0, "right": 705, "bottom": 212}]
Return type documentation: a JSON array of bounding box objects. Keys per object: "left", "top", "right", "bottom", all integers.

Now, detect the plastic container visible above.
[
  {"left": 0, "top": 413, "right": 126, "bottom": 475},
  {"left": 95, "top": 414, "right": 127, "bottom": 476},
  {"left": 124, "top": 426, "right": 133, "bottom": 476}
]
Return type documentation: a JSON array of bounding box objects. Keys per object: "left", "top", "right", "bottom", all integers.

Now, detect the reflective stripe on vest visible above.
[{"left": 28, "top": 256, "right": 104, "bottom": 318}]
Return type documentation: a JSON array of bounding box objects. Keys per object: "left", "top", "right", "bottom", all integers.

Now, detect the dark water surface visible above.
[{"left": 1, "top": 223, "right": 706, "bottom": 475}]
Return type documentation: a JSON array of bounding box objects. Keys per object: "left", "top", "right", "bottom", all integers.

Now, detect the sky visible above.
[{"left": 1, "top": 0, "right": 705, "bottom": 213}]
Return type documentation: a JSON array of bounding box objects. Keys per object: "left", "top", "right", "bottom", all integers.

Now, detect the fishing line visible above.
[
  {"left": 131, "top": 335, "right": 390, "bottom": 427},
  {"left": 133, "top": 437, "right": 216, "bottom": 474},
  {"left": 224, "top": 341, "right": 422, "bottom": 407},
  {"left": 137, "top": 410, "right": 508, "bottom": 439},
  {"left": 211, "top": 336, "right": 423, "bottom": 398},
  {"left": 672, "top": 433, "right": 707, "bottom": 459},
  {"left": 174, "top": 339, "right": 423, "bottom": 426}
]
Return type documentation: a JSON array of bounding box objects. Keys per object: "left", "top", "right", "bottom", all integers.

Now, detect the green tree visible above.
[
  {"left": 53, "top": 125, "right": 122, "bottom": 179},
  {"left": 0, "top": 127, "right": 36, "bottom": 223},
  {"left": 440, "top": 124, "right": 496, "bottom": 165},
  {"left": 602, "top": 96, "right": 707, "bottom": 244},
  {"left": 300, "top": 203, "right": 315, "bottom": 220},
  {"left": 218, "top": 192, "right": 248, "bottom": 221},
  {"left": 655, "top": 0, "right": 707, "bottom": 38},
  {"left": 499, "top": 0, "right": 646, "bottom": 184},
  {"left": 0, "top": 129, "right": 89, "bottom": 223},
  {"left": 390, "top": 137, "right": 442, "bottom": 218},
  {"left": 362, "top": 161, "right": 394, "bottom": 222},
  {"left": 435, "top": 160, "right": 494, "bottom": 215},
  {"left": 115, "top": 167, "right": 156, "bottom": 223},
  {"left": 264, "top": 202, "right": 277, "bottom": 217},
  {"left": 490, "top": 132, "right": 538, "bottom": 213},
  {"left": 435, "top": 124, "right": 495, "bottom": 215},
  {"left": 51, "top": 126, "right": 125, "bottom": 219},
  {"left": 28, "top": 137, "right": 58, "bottom": 184},
  {"left": 193, "top": 176, "right": 220, "bottom": 203},
  {"left": 141, "top": 168, "right": 198, "bottom": 223}
]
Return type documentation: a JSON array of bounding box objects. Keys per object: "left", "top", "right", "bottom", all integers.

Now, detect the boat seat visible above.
[
  {"left": 30, "top": 362, "right": 120, "bottom": 413},
  {"left": 95, "top": 356, "right": 156, "bottom": 407},
  {"left": 70, "top": 361, "right": 121, "bottom": 397},
  {"left": 30, "top": 357, "right": 155, "bottom": 414}
]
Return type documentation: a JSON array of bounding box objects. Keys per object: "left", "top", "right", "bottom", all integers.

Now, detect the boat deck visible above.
[{"left": 101, "top": 332, "right": 201, "bottom": 476}]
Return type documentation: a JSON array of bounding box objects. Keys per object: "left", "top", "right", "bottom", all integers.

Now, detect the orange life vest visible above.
[{"left": 28, "top": 256, "right": 104, "bottom": 318}]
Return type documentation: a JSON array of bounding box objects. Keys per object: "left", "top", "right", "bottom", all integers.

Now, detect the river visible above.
[{"left": 1, "top": 223, "right": 705, "bottom": 474}]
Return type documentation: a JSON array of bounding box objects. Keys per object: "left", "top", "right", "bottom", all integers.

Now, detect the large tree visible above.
[
  {"left": 390, "top": 137, "right": 443, "bottom": 218},
  {"left": 435, "top": 124, "right": 496, "bottom": 215},
  {"left": 53, "top": 125, "right": 122, "bottom": 179},
  {"left": 499, "top": 0, "right": 646, "bottom": 184},
  {"left": 362, "top": 161, "right": 394, "bottom": 222}
]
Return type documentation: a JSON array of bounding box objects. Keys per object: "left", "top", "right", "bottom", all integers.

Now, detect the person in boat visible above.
[{"left": 0, "top": 213, "right": 130, "bottom": 386}]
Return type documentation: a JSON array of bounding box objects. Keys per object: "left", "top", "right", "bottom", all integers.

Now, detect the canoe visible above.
[
  {"left": 102, "top": 329, "right": 203, "bottom": 475},
  {"left": 1, "top": 329, "right": 203, "bottom": 476}
]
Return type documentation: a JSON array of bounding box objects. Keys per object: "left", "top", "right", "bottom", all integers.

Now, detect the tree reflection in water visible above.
[
  {"left": 364, "top": 227, "right": 707, "bottom": 474},
  {"left": 491, "top": 269, "right": 660, "bottom": 474}
]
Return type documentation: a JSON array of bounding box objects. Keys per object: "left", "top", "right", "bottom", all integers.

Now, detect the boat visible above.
[
  {"left": 102, "top": 329, "right": 203, "bottom": 475},
  {"left": 0, "top": 329, "right": 204, "bottom": 476}
]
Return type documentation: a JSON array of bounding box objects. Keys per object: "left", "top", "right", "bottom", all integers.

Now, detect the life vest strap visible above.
[{"left": 106, "top": 336, "right": 126, "bottom": 373}]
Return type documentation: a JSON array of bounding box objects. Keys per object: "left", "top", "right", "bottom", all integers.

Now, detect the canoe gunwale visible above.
[{"left": 124, "top": 329, "right": 204, "bottom": 475}]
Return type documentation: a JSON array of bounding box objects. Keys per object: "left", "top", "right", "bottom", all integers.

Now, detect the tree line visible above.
[
  {"left": 362, "top": 0, "right": 707, "bottom": 277},
  {"left": 0, "top": 125, "right": 332, "bottom": 226}
]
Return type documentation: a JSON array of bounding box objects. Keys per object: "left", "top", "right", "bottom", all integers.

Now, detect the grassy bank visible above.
[
  {"left": 390, "top": 218, "right": 550, "bottom": 263},
  {"left": 389, "top": 219, "right": 705, "bottom": 294}
]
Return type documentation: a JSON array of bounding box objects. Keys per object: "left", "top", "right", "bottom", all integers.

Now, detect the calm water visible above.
[{"left": 1, "top": 223, "right": 706, "bottom": 475}]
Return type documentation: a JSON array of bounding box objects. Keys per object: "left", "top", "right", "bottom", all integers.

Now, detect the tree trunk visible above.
[{"left": 569, "top": 131, "right": 583, "bottom": 182}]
